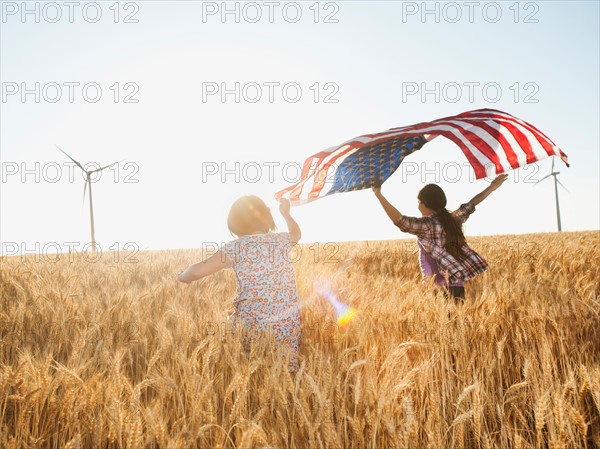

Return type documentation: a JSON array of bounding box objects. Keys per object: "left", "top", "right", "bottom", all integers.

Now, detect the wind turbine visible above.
[
  {"left": 56, "top": 145, "right": 121, "bottom": 252},
  {"left": 534, "top": 156, "right": 569, "bottom": 232}
]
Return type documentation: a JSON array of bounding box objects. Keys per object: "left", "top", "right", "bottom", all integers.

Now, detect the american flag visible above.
[{"left": 275, "top": 108, "right": 569, "bottom": 205}]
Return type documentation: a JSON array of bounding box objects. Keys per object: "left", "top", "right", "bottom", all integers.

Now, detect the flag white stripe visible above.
[
  {"left": 489, "top": 116, "right": 555, "bottom": 162},
  {"left": 313, "top": 146, "right": 365, "bottom": 197},
  {"left": 445, "top": 119, "right": 513, "bottom": 172},
  {"left": 468, "top": 111, "right": 560, "bottom": 154},
  {"left": 482, "top": 119, "right": 529, "bottom": 167},
  {"left": 291, "top": 144, "right": 357, "bottom": 200}
]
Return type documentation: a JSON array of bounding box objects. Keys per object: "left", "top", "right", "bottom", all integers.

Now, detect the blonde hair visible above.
[{"left": 227, "top": 195, "right": 276, "bottom": 237}]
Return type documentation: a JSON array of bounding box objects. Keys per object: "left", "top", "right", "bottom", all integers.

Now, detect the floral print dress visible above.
[{"left": 221, "top": 232, "right": 301, "bottom": 373}]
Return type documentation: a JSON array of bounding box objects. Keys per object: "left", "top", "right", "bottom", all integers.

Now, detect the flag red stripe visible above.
[
  {"left": 458, "top": 118, "right": 521, "bottom": 169},
  {"left": 433, "top": 129, "right": 489, "bottom": 179},
  {"left": 399, "top": 119, "right": 504, "bottom": 172},
  {"left": 309, "top": 145, "right": 358, "bottom": 198},
  {"left": 497, "top": 118, "right": 539, "bottom": 164},
  {"left": 467, "top": 110, "right": 564, "bottom": 162}
]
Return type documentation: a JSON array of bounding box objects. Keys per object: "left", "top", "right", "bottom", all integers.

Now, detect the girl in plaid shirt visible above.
[{"left": 373, "top": 174, "right": 508, "bottom": 302}]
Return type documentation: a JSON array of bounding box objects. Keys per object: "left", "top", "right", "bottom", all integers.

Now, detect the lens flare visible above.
[{"left": 314, "top": 278, "right": 358, "bottom": 329}]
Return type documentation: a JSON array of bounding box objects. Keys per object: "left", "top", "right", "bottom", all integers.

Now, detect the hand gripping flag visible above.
[{"left": 275, "top": 108, "right": 569, "bottom": 206}]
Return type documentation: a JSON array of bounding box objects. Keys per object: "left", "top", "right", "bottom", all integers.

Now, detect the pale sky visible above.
[{"left": 1, "top": 1, "right": 598, "bottom": 255}]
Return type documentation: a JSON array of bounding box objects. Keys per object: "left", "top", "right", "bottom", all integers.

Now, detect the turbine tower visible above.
[
  {"left": 56, "top": 145, "right": 121, "bottom": 252},
  {"left": 534, "top": 156, "right": 569, "bottom": 232}
]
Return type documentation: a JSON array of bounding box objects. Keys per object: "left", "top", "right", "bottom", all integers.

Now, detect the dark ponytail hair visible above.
[{"left": 418, "top": 184, "right": 466, "bottom": 260}]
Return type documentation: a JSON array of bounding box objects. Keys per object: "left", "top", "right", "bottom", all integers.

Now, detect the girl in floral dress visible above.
[{"left": 177, "top": 196, "right": 302, "bottom": 373}]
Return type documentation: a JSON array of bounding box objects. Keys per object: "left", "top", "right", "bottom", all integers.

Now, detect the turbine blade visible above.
[
  {"left": 551, "top": 156, "right": 555, "bottom": 172},
  {"left": 90, "top": 159, "right": 123, "bottom": 173},
  {"left": 56, "top": 145, "right": 85, "bottom": 171},
  {"left": 556, "top": 178, "right": 570, "bottom": 194},
  {"left": 533, "top": 174, "right": 552, "bottom": 185}
]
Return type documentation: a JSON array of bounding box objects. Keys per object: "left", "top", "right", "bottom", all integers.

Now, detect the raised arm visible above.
[
  {"left": 279, "top": 198, "right": 301, "bottom": 244},
  {"left": 177, "top": 250, "right": 231, "bottom": 284},
  {"left": 468, "top": 174, "right": 508, "bottom": 206},
  {"left": 372, "top": 186, "right": 425, "bottom": 235},
  {"left": 372, "top": 187, "right": 402, "bottom": 223}
]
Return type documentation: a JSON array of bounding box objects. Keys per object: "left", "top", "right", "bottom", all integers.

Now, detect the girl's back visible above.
[
  {"left": 177, "top": 196, "right": 302, "bottom": 373},
  {"left": 223, "top": 231, "right": 302, "bottom": 373},
  {"left": 222, "top": 232, "right": 300, "bottom": 323}
]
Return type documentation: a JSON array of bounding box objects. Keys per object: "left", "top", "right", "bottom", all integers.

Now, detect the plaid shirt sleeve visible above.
[
  {"left": 453, "top": 202, "right": 476, "bottom": 224},
  {"left": 393, "top": 214, "right": 429, "bottom": 236}
]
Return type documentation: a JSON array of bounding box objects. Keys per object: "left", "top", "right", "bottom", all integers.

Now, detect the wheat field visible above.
[{"left": 1, "top": 231, "right": 599, "bottom": 449}]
